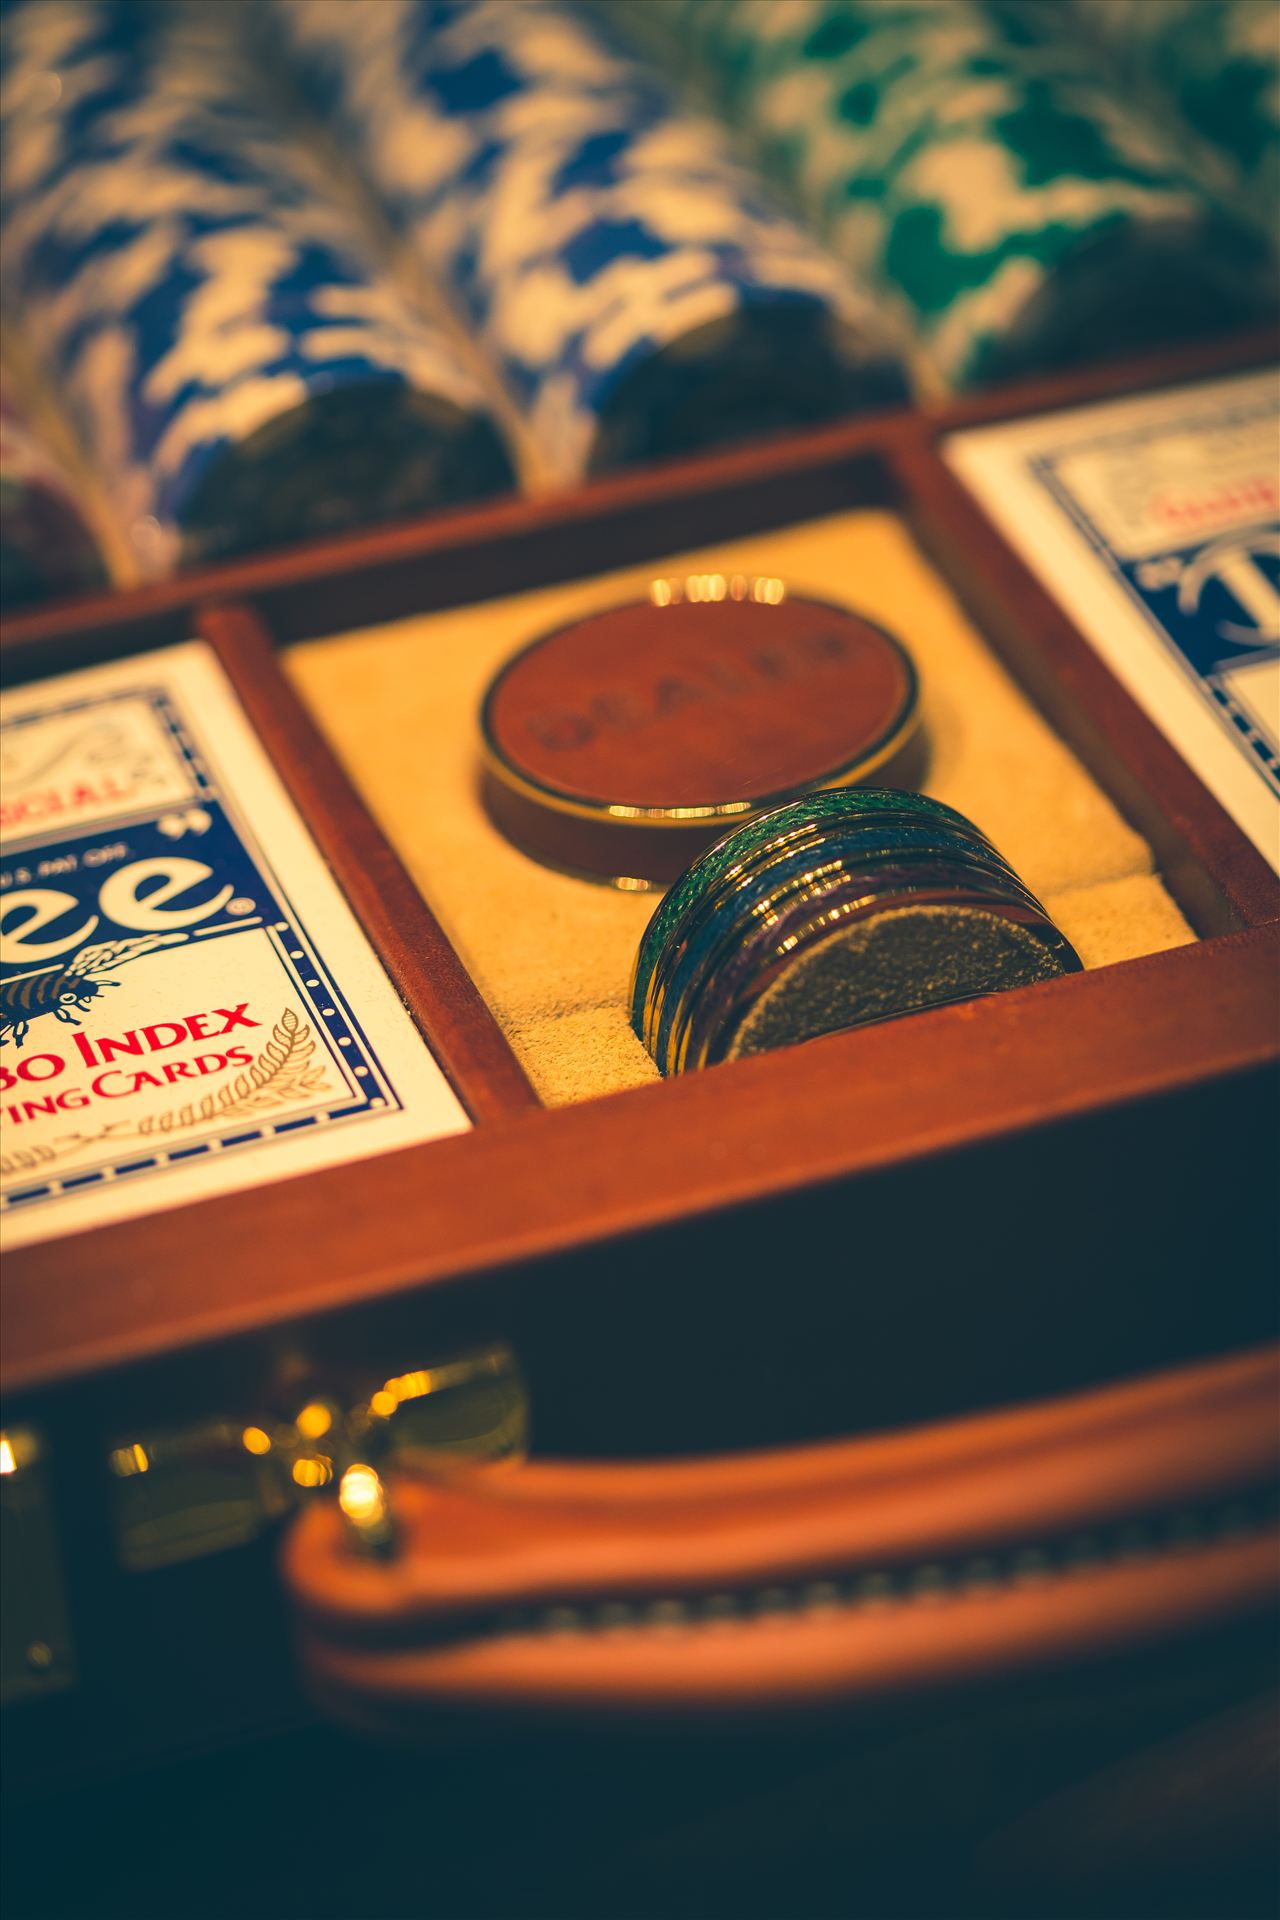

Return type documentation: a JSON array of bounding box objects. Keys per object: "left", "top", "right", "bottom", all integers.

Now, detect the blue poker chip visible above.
[
  {"left": 261, "top": 0, "right": 908, "bottom": 482},
  {"left": 0, "top": 0, "right": 516, "bottom": 570}
]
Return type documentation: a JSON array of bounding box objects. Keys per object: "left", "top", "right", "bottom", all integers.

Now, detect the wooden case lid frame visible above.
[{"left": 2, "top": 330, "right": 1277, "bottom": 1419}]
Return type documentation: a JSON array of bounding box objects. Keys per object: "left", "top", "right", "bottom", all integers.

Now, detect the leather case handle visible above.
[{"left": 283, "top": 1345, "right": 1279, "bottom": 1730}]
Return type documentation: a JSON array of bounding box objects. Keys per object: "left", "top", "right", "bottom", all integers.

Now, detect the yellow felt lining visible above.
[{"left": 287, "top": 508, "right": 1194, "bottom": 1106}]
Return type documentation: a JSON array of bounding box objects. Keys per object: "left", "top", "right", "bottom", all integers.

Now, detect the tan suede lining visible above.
[{"left": 287, "top": 509, "right": 1194, "bottom": 1106}]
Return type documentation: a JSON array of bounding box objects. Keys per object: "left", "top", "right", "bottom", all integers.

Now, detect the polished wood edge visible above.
[
  {"left": 892, "top": 446, "right": 1280, "bottom": 936},
  {"left": 4, "top": 327, "right": 1277, "bottom": 1402},
  {"left": 196, "top": 602, "right": 539, "bottom": 1124},
  {"left": 6, "top": 923, "right": 1277, "bottom": 1398},
  {"left": 0, "top": 413, "right": 905, "bottom": 665},
  {"left": 2, "top": 327, "right": 1274, "bottom": 664},
  {"left": 916, "top": 324, "right": 1279, "bottom": 432}
]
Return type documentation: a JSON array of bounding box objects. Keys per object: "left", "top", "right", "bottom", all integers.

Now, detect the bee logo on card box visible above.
[{"left": 0, "top": 934, "right": 184, "bottom": 1049}]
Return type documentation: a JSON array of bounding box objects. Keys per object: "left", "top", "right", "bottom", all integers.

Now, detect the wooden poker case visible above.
[{"left": 1, "top": 328, "right": 1277, "bottom": 1809}]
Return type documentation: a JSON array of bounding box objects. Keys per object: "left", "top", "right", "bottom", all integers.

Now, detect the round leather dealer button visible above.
[{"left": 480, "top": 574, "right": 923, "bottom": 884}]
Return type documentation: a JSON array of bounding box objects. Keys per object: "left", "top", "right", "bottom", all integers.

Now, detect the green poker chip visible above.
[
  {"left": 645, "top": 823, "right": 1033, "bottom": 1064},
  {"left": 623, "top": 0, "right": 1273, "bottom": 392},
  {"left": 630, "top": 788, "right": 1081, "bottom": 1074},
  {"left": 629, "top": 786, "right": 985, "bottom": 1041}
]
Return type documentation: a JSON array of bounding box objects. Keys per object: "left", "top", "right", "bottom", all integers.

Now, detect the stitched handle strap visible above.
[{"left": 283, "top": 1345, "right": 1280, "bottom": 1728}]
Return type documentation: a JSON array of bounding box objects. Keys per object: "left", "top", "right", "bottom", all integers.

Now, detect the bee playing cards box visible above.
[{"left": 0, "top": 642, "right": 469, "bottom": 1250}]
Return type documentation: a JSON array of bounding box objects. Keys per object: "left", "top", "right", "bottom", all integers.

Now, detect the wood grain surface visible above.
[
  {"left": 2, "top": 327, "right": 1277, "bottom": 1410},
  {"left": 5, "top": 923, "right": 1276, "bottom": 1401}
]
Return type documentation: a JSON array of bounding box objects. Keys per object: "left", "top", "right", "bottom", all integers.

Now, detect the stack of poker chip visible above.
[
  {"left": 0, "top": 0, "right": 515, "bottom": 575},
  {"left": 1063, "top": 0, "right": 1280, "bottom": 227},
  {"left": 624, "top": 0, "right": 1273, "bottom": 393},
  {"left": 260, "top": 0, "right": 907, "bottom": 486},
  {"left": 0, "top": 374, "right": 108, "bottom": 607},
  {"left": 631, "top": 789, "right": 1080, "bottom": 1075}
]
